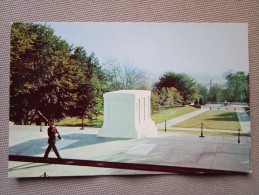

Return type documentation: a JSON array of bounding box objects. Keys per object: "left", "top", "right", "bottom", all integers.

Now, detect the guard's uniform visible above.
[{"left": 43, "top": 126, "right": 62, "bottom": 160}]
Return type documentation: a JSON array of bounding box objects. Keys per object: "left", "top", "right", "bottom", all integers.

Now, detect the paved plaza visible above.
[{"left": 9, "top": 123, "right": 251, "bottom": 177}]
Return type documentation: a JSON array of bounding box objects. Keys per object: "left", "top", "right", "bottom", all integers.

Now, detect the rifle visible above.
[
  {"left": 38, "top": 111, "right": 49, "bottom": 123},
  {"left": 37, "top": 111, "right": 62, "bottom": 140}
]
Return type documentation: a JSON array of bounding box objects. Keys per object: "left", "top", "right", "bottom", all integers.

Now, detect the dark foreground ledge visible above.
[{"left": 9, "top": 155, "right": 240, "bottom": 175}]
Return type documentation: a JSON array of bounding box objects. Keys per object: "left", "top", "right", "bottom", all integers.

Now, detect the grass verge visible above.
[
  {"left": 151, "top": 106, "right": 198, "bottom": 124},
  {"left": 56, "top": 115, "right": 103, "bottom": 127},
  {"left": 172, "top": 110, "right": 241, "bottom": 131}
]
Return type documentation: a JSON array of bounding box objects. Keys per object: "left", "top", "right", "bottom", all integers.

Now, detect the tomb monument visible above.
[{"left": 98, "top": 90, "right": 158, "bottom": 138}]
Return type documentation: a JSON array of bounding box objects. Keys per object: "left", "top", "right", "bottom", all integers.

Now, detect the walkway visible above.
[
  {"left": 236, "top": 110, "right": 251, "bottom": 134},
  {"left": 156, "top": 108, "right": 209, "bottom": 129}
]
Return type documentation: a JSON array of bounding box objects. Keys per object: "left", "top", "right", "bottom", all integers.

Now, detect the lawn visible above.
[
  {"left": 151, "top": 106, "right": 198, "bottom": 124},
  {"left": 173, "top": 110, "right": 241, "bottom": 131},
  {"left": 56, "top": 115, "right": 103, "bottom": 127}
]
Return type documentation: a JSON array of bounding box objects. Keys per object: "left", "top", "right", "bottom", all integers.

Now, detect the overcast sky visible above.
[{"left": 45, "top": 22, "right": 248, "bottom": 79}]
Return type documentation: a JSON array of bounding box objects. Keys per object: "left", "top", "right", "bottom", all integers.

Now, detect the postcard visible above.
[{"left": 9, "top": 22, "right": 250, "bottom": 177}]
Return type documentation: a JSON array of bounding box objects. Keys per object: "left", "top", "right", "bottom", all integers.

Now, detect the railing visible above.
[{"left": 163, "top": 120, "right": 242, "bottom": 144}]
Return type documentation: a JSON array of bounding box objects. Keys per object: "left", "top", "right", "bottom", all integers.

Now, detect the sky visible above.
[{"left": 43, "top": 22, "right": 249, "bottom": 82}]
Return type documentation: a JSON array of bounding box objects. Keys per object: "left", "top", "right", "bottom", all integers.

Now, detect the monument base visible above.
[
  {"left": 98, "top": 128, "right": 139, "bottom": 139},
  {"left": 98, "top": 119, "right": 158, "bottom": 139}
]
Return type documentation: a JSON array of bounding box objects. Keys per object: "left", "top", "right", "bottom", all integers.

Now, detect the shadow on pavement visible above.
[
  {"left": 9, "top": 134, "right": 130, "bottom": 156},
  {"left": 61, "top": 134, "right": 130, "bottom": 150}
]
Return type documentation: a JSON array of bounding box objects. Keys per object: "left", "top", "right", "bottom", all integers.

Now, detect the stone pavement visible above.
[
  {"left": 8, "top": 125, "right": 251, "bottom": 177},
  {"left": 236, "top": 110, "right": 251, "bottom": 134}
]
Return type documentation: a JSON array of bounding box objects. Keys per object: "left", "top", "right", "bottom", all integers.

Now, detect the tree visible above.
[
  {"left": 11, "top": 22, "right": 73, "bottom": 124},
  {"left": 68, "top": 47, "right": 106, "bottom": 122},
  {"left": 151, "top": 87, "right": 183, "bottom": 112},
  {"left": 197, "top": 83, "right": 208, "bottom": 105},
  {"left": 154, "top": 72, "right": 199, "bottom": 105},
  {"left": 208, "top": 84, "right": 223, "bottom": 103},
  {"left": 103, "top": 58, "right": 147, "bottom": 91},
  {"left": 224, "top": 71, "right": 249, "bottom": 102},
  {"left": 10, "top": 22, "right": 106, "bottom": 124}
]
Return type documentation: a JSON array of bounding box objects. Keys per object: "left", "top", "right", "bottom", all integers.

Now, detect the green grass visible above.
[
  {"left": 56, "top": 115, "right": 103, "bottom": 127},
  {"left": 151, "top": 106, "right": 198, "bottom": 124},
  {"left": 173, "top": 110, "right": 241, "bottom": 131}
]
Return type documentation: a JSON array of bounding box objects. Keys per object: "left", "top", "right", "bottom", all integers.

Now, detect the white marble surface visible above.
[{"left": 98, "top": 90, "right": 158, "bottom": 138}]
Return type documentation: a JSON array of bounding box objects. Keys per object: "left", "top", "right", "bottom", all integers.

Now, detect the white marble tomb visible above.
[{"left": 98, "top": 90, "right": 158, "bottom": 138}]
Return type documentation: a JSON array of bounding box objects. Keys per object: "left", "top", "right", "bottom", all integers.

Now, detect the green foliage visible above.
[
  {"left": 197, "top": 83, "right": 208, "bottom": 105},
  {"left": 10, "top": 22, "right": 106, "bottom": 124},
  {"left": 224, "top": 71, "right": 249, "bottom": 102},
  {"left": 154, "top": 72, "right": 199, "bottom": 105},
  {"left": 151, "top": 87, "right": 183, "bottom": 112},
  {"left": 68, "top": 47, "right": 106, "bottom": 120},
  {"left": 208, "top": 84, "right": 223, "bottom": 102}
]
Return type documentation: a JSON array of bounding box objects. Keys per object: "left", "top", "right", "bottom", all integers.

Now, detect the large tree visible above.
[
  {"left": 68, "top": 47, "right": 106, "bottom": 121},
  {"left": 154, "top": 72, "right": 199, "bottom": 105},
  {"left": 103, "top": 58, "right": 147, "bottom": 91},
  {"left": 197, "top": 83, "right": 208, "bottom": 105},
  {"left": 10, "top": 23, "right": 105, "bottom": 124},
  {"left": 151, "top": 87, "right": 183, "bottom": 112},
  {"left": 224, "top": 71, "right": 249, "bottom": 102}
]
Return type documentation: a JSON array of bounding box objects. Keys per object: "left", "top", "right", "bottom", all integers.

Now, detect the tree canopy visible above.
[
  {"left": 224, "top": 71, "right": 249, "bottom": 102},
  {"left": 208, "top": 84, "right": 223, "bottom": 103},
  {"left": 151, "top": 87, "right": 183, "bottom": 112},
  {"left": 10, "top": 22, "right": 106, "bottom": 124},
  {"left": 102, "top": 58, "right": 148, "bottom": 91},
  {"left": 154, "top": 72, "right": 199, "bottom": 105},
  {"left": 197, "top": 83, "right": 208, "bottom": 105}
]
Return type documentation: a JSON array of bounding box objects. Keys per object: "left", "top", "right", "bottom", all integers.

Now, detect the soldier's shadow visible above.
[{"left": 9, "top": 134, "right": 130, "bottom": 156}]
